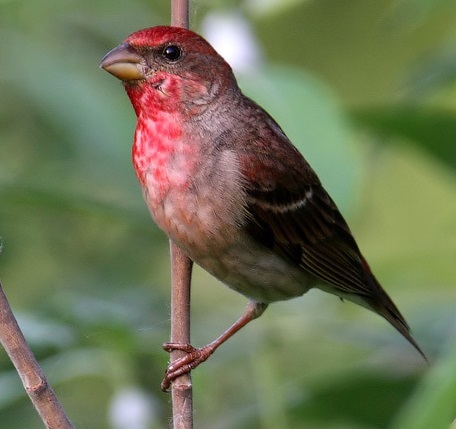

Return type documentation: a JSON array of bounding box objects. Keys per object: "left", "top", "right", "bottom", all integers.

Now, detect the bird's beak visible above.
[{"left": 100, "top": 43, "right": 146, "bottom": 82}]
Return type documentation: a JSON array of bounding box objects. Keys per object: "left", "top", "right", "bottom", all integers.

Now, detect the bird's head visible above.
[{"left": 100, "top": 26, "right": 236, "bottom": 116}]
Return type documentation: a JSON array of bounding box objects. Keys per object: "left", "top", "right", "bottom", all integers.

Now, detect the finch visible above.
[{"left": 100, "top": 26, "right": 426, "bottom": 390}]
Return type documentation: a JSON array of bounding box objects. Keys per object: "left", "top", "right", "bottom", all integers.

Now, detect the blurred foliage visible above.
[{"left": 0, "top": 0, "right": 455, "bottom": 428}]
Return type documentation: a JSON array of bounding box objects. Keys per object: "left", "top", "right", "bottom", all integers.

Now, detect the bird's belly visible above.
[
  {"left": 146, "top": 182, "right": 238, "bottom": 249},
  {"left": 146, "top": 186, "right": 312, "bottom": 303},
  {"left": 142, "top": 149, "right": 313, "bottom": 303},
  {"left": 196, "top": 239, "right": 314, "bottom": 303},
  {"left": 143, "top": 146, "right": 248, "bottom": 251}
]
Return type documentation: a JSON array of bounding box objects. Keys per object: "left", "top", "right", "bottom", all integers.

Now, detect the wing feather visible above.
[
  {"left": 227, "top": 96, "right": 425, "bottom": 359},
  {"left": 240, "top": 138, "right": 372, "bottom": 298}
]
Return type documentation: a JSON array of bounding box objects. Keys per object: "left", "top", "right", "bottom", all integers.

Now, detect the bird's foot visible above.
[{"left": 161, "top": 342, "right": 214, "bottom": 392}]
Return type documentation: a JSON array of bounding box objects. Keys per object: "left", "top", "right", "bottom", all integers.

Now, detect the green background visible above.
[{"left": 1, "top": 0, "right": 455, "bottom": 428}]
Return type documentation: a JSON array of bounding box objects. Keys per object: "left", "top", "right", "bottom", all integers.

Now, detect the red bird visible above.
[{"left": 100, "top": 26, "right": 426, "bottom": 390}]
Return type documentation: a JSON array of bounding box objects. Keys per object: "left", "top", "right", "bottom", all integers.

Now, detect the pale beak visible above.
[{"left": 100, "top": 43, "right": 146, "bottom": 82}]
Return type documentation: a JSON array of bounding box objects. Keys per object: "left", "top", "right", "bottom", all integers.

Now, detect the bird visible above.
[{"left": 100, "top": 26, "right": 426, "bottom": 391}]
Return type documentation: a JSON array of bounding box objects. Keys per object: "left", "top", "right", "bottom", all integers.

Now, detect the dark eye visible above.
[{"left": 162, "top": 45, "right": 181, "bottom": 61}]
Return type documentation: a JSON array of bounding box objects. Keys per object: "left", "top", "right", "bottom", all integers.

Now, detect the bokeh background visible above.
[{"left": 1, "top": 0, "right": 456, "bottom": 428}]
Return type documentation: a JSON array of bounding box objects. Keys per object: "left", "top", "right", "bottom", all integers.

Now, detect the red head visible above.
[{"left": 100, "top": 26, "right": 236, "bottom": 117}]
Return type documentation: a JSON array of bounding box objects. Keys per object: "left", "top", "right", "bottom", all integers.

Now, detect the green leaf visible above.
[{"left": 350, "top": 105, "right": 456, "bottom": 170}]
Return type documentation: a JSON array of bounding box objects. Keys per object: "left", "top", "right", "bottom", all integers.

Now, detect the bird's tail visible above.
[
  {"left": 368, "top": 293, "right": 427, "bottom": 362},
  {"left": 361, "top": 258, "right": 428, "bottom": 362}
]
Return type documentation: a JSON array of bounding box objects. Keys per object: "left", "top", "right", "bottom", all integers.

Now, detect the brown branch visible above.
[
  {"left": 0, "top": 280, "right": 75, "bottom": 429},
  {"left": 171, "top": 0, "right": 189, "bottom": 29},
  {"left": 168, "top": 5, "right": 193, "bottom": 429},
  {"left": 168, "top": 243, "right": 193, "bottom": 429}
]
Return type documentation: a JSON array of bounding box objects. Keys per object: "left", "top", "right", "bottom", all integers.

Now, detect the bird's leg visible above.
[{"left": 161, "top": 301, "right": 268, "bottom": 391}]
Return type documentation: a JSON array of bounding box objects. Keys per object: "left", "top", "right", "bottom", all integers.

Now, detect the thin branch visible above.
[
  {"left": 0, "top": 280, "right": 75, "bottom": 429},
  {"left": 171, "top": 0, "right": 190, "bottom": 29},
  {"left": 168, "top": 243, "right": 193, "bottom": 429},
  {"left": 169, "top": 5, "right": 193, "bottom": 428}
]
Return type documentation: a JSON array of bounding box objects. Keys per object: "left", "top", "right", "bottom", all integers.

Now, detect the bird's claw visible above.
[{"left": 161, "top": 342, "right": 213, "bottom": 392}]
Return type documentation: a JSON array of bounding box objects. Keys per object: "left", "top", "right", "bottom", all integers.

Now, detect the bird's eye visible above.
[{"left": 162, "top": 45, "right": 181, "bottom": 61}]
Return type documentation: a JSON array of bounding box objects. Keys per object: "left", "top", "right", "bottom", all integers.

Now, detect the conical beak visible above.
[{"left": 100, "top": 43, "right": 145, "bottom": 82}]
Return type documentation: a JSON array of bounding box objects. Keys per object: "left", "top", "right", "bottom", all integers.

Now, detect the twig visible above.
[
  {"left": 0, "top": 280, "right": 75, "bottom": 429},
  {"left": 171, "top": 0, "right": 190, "bottom": 29},
  {"left": 168, "top": 3, "right": 193, "bottom": 427},
  {"left": 168, "top": 243, "right": 193, "bottom": 429}
]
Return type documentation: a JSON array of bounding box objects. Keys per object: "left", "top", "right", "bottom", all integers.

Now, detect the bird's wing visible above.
[
  {"left": 239, "top": 135, "right": 372, "bottom": 298},
  {"left": 237, "top": 131, "right": 428, "bottom": 359}
]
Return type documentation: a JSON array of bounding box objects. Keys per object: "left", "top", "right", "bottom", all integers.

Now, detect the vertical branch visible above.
[
  {"left": 0, "top": 280, "right": 75, "bottom": 429},
  {"left": 171, "top": 0, "right": 189, "bottom": 29},
  {"left": 169, "top": 6, "right": 193, "bottom": 429},
  {"left": 168, "top": 243, "right": 193, "bottom": 429}
]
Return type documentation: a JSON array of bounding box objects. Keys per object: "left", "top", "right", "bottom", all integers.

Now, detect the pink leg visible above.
[{"left": 161, "top": 301, "right": 268, "bottom": 391}]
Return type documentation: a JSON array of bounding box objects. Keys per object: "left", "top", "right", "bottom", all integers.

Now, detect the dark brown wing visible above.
[
  {"left": 240, "top": 140, "right": 427, "bottom": 359},
  {"left": 225, "top": 94, "right": 426, "bottom": 358},
  {"left": 237, "top": 130, "right": 427, "bottom": 359},
  {"left": 240, "top": 138, "right": 371, "bottom": 298}
]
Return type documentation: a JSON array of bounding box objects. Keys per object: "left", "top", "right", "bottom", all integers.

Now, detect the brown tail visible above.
[
  {"left": 368, "top": 295, "right": 428, "bottom": 362},
  {"left": 362, "top": 259, "right": 428, "bottom": 362}
]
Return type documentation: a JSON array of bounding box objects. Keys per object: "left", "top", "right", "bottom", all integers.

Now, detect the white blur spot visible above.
[
  {"left": 201, "top": 11, "right": 262, "bottom": 73},
  {"left": 246, "top": 0, "right": 312, "bottom": 17},
  {"left": 108, "top": 387, "right": 157, "bottom": 429}
]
